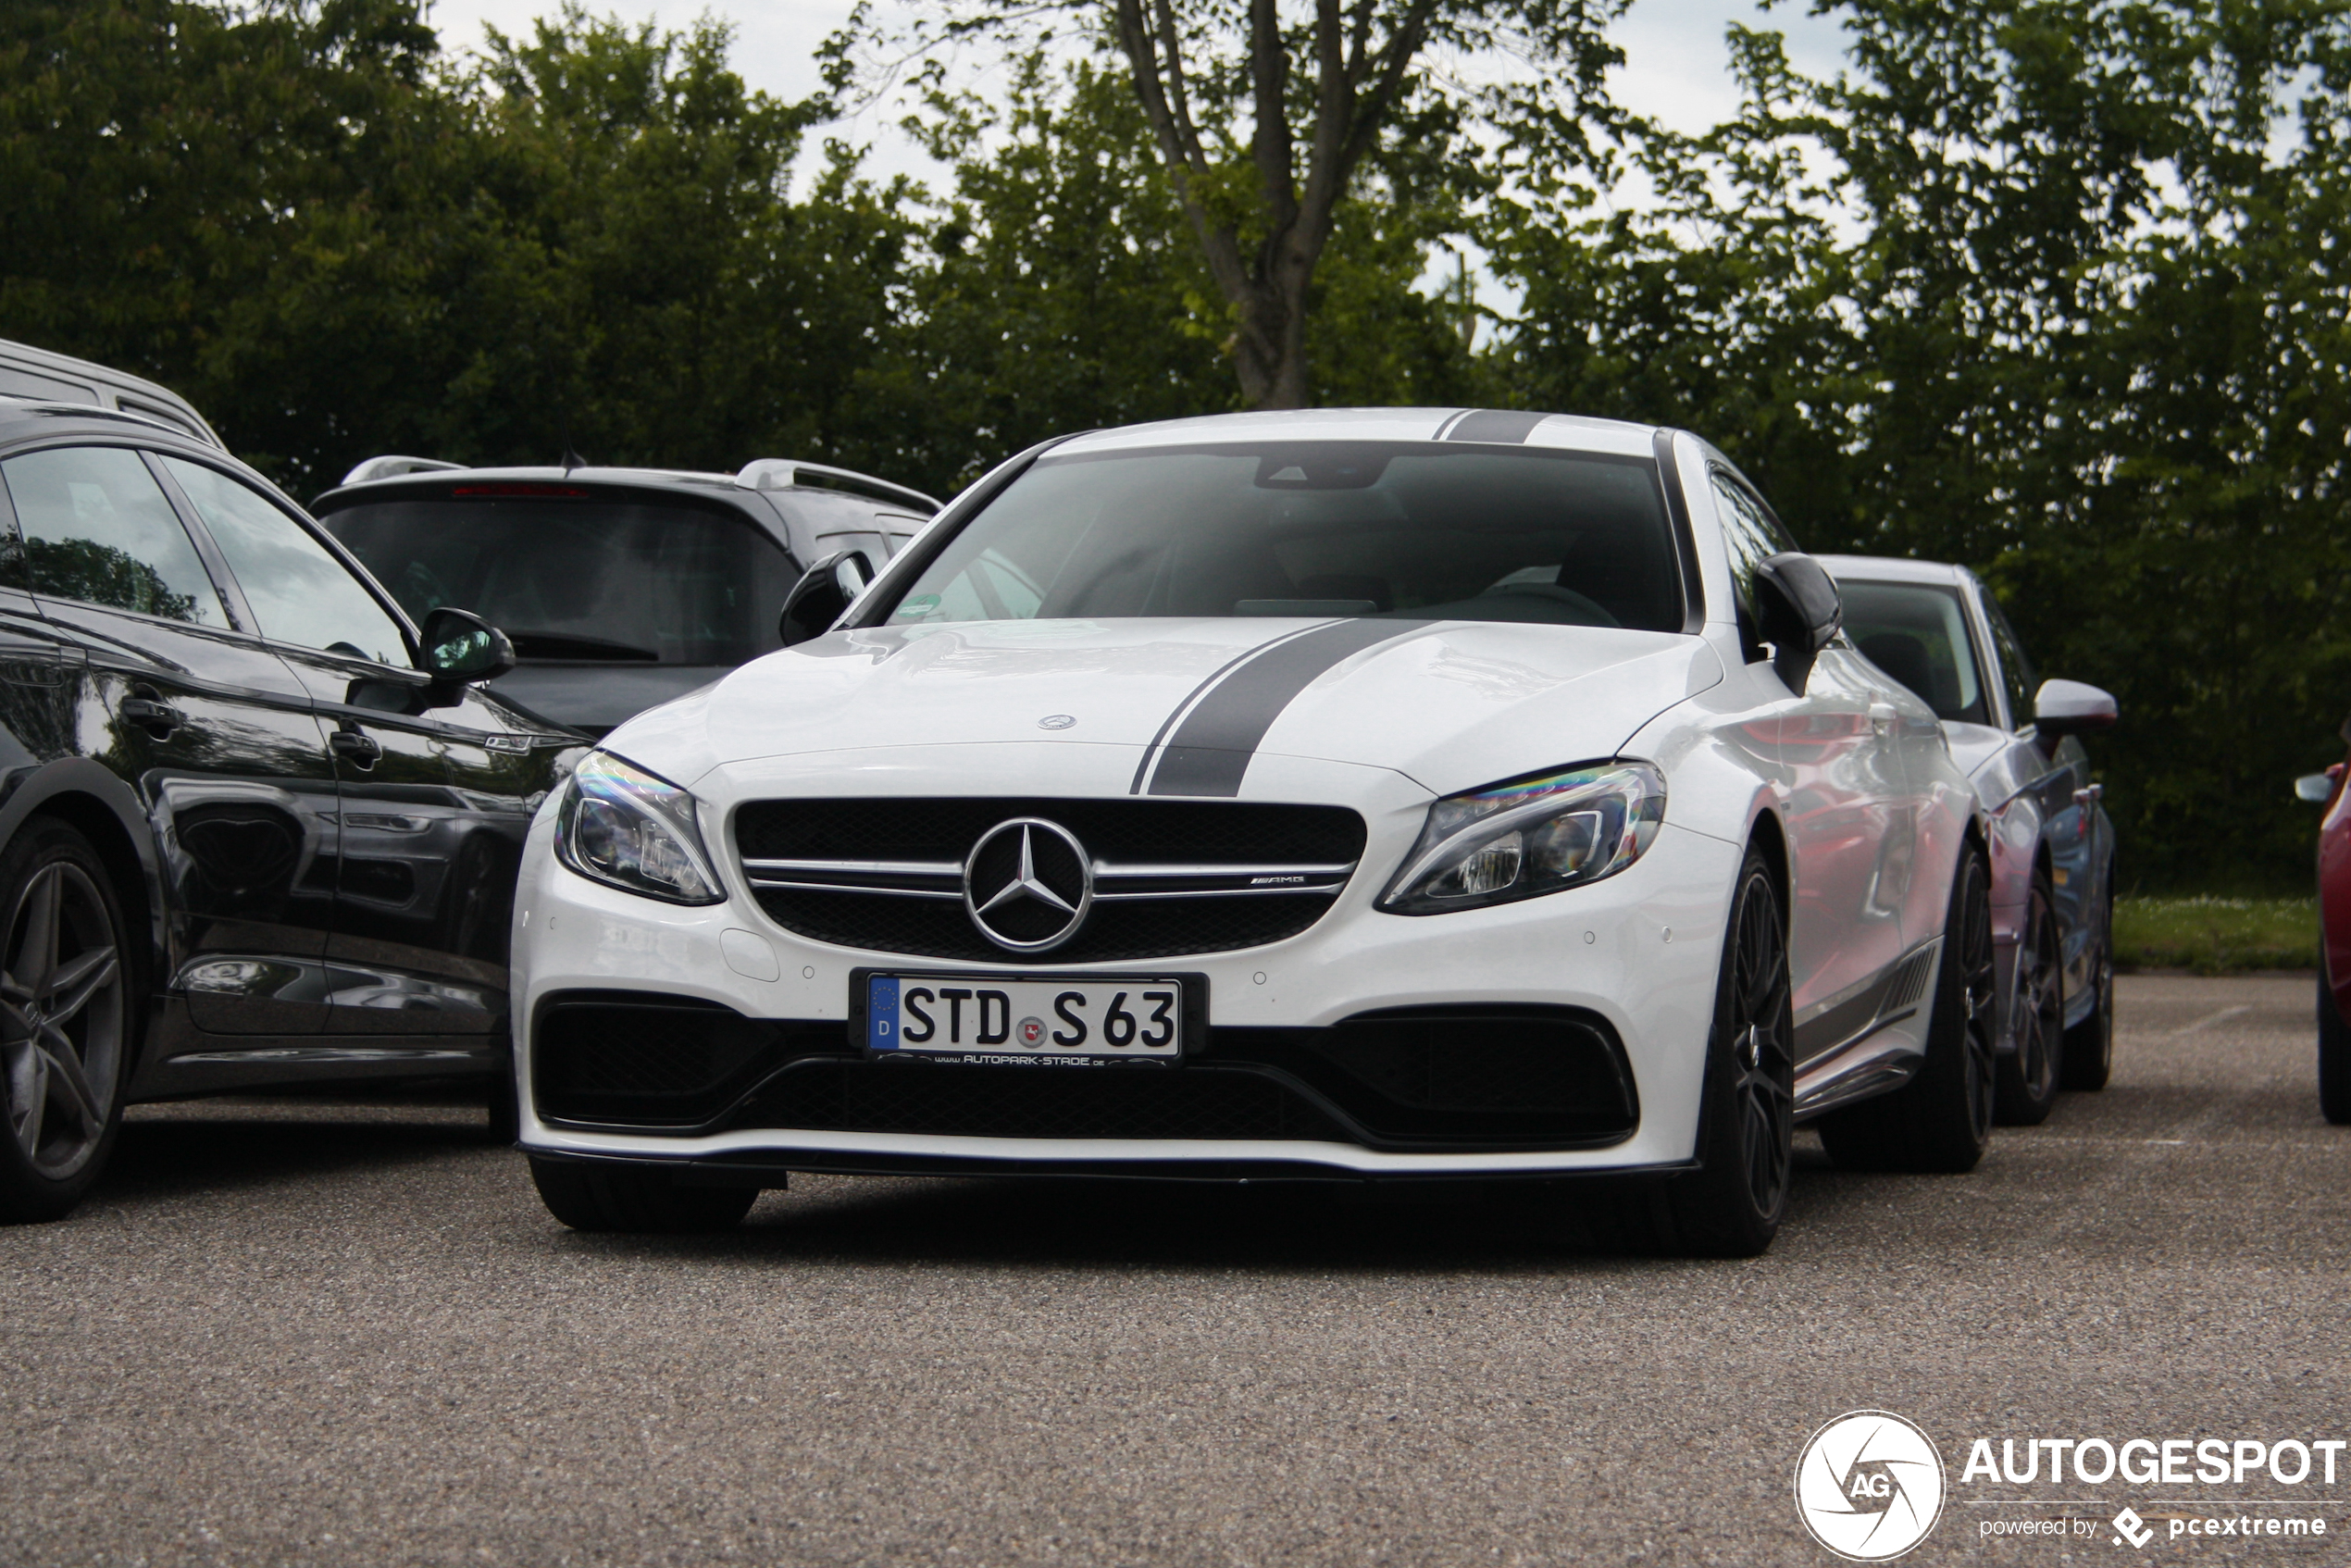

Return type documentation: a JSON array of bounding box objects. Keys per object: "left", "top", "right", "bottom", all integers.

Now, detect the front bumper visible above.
[{"left": 510, "top": 750, "right": 1740, "bottom": 1177}]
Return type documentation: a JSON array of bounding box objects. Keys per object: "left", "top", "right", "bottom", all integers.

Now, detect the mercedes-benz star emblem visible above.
[
  {"left": 964, "top": 817, "right": 1093, "bottom": 952},
  {"left": 1038, "top": 714, "right": 1076, "bottom": 730}
]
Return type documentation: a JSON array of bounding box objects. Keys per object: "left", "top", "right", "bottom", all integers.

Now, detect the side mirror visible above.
[
  {"left": 778, "top": 549, "right": 875, "bottom": 647},
  {"left": 417, "top": 606, "right": 516, "bottom": 685},
  {"left": 2295, "top": 765, "right": 2344, "bottom": 803},
  {"left": 2034, "top": 678, "right": 2118, "bottom": 738},
  {"left": 1753, "top": 552, "right": 1843, "bottom": 693}
]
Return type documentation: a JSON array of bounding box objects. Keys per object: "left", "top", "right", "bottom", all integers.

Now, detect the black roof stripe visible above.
[{"left": 1447, "top": 409, "right": 1549, "bottom": 444}]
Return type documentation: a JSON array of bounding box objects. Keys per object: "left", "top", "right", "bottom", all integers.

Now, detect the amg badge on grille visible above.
[{"left": 964, "top": 818, "right": 1093, "bottom": 952}]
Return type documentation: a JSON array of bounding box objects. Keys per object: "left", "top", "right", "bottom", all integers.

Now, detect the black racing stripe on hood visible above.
[
  {"left": 1142, "top": 619, "right": 1432, "bottom": 798},
  {"left": 1447, "top": 409, "right": 1549, "bottom": 443},
  {"left": 1125, "top": 621, "right": 1337, "bottom": 795}
]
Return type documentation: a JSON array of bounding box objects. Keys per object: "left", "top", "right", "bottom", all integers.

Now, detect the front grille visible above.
[
  {"left": 532, "top": 991, "right": 846, "bottom": 1125},
  {"left": 738, "top": 1061, "right": 1349, "bottom": 1142},
  {"left": 735, "top": 798, "right": 1366, "bottom": 964}
]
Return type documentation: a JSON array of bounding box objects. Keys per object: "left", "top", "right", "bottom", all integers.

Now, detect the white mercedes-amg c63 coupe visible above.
[{"left": 511, "top": 408, "right": 1995, "bottom": 1255}]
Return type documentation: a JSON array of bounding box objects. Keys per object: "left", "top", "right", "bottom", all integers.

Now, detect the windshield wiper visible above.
[{"left": 504, "top": 630, "right": 661, "bottom": 663}]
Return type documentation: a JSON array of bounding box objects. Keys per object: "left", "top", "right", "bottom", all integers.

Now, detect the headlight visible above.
[
  {"left": 1379, "top": 761, "right": 1665, "bottom": 915},
  {"left": 553, "top": 752, "right": 725, "bottom": 904}
]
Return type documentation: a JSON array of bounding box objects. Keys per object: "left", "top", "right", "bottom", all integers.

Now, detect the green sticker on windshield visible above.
[{"left": 895, "top": 595, "right": 941, "bottom": 618}]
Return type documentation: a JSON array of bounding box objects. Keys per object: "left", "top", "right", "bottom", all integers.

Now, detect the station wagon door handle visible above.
[
  {"left": 118, "top": 695, "right": 182, "bottom": 737},
  {"left": 330, "top": 727, "right": 382, "bottom": 769}
]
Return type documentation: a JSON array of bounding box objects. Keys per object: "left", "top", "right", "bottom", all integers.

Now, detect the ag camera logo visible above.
[{"left": 1795, "top": 1411, "right": 1947, "bottom": 1561}]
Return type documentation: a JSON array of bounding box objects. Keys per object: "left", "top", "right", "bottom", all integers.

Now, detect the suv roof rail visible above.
[
  {"left": 0, "top": 397, "right": 191, "bottom": 437},
  {"left": 735, "top": 457, "right": 939, "bottom": 515},
  {"left": 342, "top": 454, "right": 465, "bottom": 486}
]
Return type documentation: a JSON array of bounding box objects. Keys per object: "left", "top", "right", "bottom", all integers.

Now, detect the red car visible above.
[{"left": 2300, "top": 745, "right": 2351, "bottom": 1124}]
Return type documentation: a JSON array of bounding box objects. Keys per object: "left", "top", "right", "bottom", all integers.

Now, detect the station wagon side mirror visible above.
[
  {"left": 2296, "top": 769, "right": 2341, "bottom": 804},
  {"left": 2034, "top": 678, "right": 2118, "bottom": 738},
  {"left": 1753, "top": 553, "right": 1843, "bottom": 694},
  {"left": 417, "top": 606, "right": 516, "bottom": 686},
  {"left": 778, "top": 549, "right": 876, "bottom": 647}
]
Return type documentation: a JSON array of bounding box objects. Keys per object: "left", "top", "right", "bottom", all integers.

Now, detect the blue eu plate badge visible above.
[{"left": 867, "top": 975, "right": 902, "bottom": 1052}]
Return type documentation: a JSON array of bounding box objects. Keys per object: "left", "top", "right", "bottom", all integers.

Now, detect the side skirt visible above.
[{"left": 1791, "top": 938, "right": 1942, "bottom": 1120}]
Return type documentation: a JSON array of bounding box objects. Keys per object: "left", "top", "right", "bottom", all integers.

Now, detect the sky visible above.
[{"left": 418, "top": 0, "right": 1856, "bottom": 191}]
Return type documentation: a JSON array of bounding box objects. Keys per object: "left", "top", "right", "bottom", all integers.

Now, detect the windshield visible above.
[
  {"left": 882, "top": 442, "right": 1686, "bottom": 633},
  {"left": 322, "top": 497, "right": 797, "bottom": 666},
  {"left": 1838, "top": 579, "right": 1989, "bottom": 724}
]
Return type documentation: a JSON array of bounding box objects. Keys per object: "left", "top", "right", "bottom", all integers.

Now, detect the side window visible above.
[
  {"left": 0, "top": 445, "right": 229, "bottom": 626},
  {"left": 1709, "top": 470, "right": 1795, "bottom": 663},
  {"left": 160, "top": 457, "right": 409, "bottom": 666},
  {"left": 1981, "top": 591, "right": 2038, "bottom": 730}
]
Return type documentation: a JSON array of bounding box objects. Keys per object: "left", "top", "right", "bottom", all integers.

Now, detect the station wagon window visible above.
[
  {"left": 161, "top": 456, "right": 408, "bottom": 666},
  {"left": 1709, "top": 469, "right": 1795, "bottom": 662},
  {"left": 0, "top": 445, "right": 229, "bottom": 626}
]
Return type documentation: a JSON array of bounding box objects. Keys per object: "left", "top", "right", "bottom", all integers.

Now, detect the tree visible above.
[{"left": 835, "top": 0, "right": 1622, "bottom": 408}]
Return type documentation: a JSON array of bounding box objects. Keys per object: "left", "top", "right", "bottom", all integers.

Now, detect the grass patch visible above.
[{"left": 2113, "top": 895, "right": 2319, "bottom": 974}]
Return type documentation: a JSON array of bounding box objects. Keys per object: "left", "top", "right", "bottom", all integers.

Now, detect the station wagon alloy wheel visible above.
[{"left": 0, "top": 828, "right": 130, "bottom": 1210}]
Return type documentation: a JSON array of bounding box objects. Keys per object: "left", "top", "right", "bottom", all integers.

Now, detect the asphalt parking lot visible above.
[{"left": 4, "top": 973, "right": 2345, "bottom": 1567}]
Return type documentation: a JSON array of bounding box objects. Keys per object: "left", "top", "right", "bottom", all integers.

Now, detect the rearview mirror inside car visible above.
[
  {"left": 2034, "top": 678, "right": 2119, "bottom": 738},
  {"left": 778, "top": 550, "right": 876, "bottom": 647},
  {"left": 418, "top": 605, "right": 516, "bottom": 685},
  {"left": 1752, "top": 553, "right": 1843, "bottom": 693}
]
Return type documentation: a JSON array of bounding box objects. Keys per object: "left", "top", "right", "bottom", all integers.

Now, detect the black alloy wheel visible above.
[
  {"left": 2061, "top": 876, "right": 2116, "bottom": 1090},
  {"left": 1639, "top": 845, "right": 1794, "bottom": 1258},
  {"left": 0, "top": 821, "right": 134, "bottom": 1224},
  {"left": 1994, "top": 874, "right": 2064, "bottom": 1125},
  {"left": 1818, "top": 847, "right": 1996, "bottom": 1174}
]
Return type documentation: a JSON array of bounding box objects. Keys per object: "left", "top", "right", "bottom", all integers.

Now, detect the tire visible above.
[
  {"left": 529, "top": 1154, "right": 757, "bottom": 1233},
  {"left": 1994, "top": 873, "right": 2063, "bottom": 1125},
  {"left": 2320, "top": 970, "right": 2351, "bottom": 1126},
  {"left": 2060, "top": 877, "right": 2115, "bottom": 1090},
  {"left": 1633, "top": 845, "right": 1794, "bottom": 1259},
  {"left": 0, "top": 820, "right": 137, "bottom": 1224},
  {"left": 1818, "top": 846, "right": 1996, "bottom": 1174}
]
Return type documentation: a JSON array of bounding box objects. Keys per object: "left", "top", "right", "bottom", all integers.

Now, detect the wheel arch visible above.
[{"left": 0, "top": 760, "right": 167, "bottom": 998}]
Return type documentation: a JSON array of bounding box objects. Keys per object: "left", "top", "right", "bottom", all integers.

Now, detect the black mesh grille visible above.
[
  {"left": 740, "top": 1061, "right": 1348, "bottom": 1142},
  {"left": 533, "top": 992, "right": 847, "bottom": 1126},
  {"left": 1208, "top": 1006, "right": 1637, "bottom": 1148},
  {"left": 737, "top": 798, "right": 1365, "bottom": 963}
]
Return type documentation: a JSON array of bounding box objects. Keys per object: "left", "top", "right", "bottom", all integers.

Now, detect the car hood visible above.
[{"left": 607, "top": 618, "right": 1721, "bottom": 800}]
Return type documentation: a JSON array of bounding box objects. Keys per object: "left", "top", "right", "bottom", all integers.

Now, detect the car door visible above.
[
  {"left": 0, "top": 442, "right": 343, "bottom": 1033},
  {"left": 158, "top": 454, "right": 553, "bottom": 1037},
  {"left": 1710, "top": 469, "right": 1914, "bottom": 1063}
]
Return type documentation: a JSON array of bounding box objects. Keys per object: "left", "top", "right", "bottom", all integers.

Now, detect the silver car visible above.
[{"left": 1821, "top": 555, "right": 2120, "bottom": 1121}]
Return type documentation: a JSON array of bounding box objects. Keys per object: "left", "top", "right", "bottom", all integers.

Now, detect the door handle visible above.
[
  {"left": 330, "top": 727, "right": 382, "bottom": 769},
  {"left": 118, "top": 695, "right": 182, "bottom": 737}
]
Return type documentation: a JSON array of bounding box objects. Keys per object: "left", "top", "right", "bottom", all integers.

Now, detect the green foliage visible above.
[
  {"left": 1486, "top": 0, "right": 2351, "bottom": 891},
  {"left": 5, "top": 0, "right": 2347, "bottom": 890}
]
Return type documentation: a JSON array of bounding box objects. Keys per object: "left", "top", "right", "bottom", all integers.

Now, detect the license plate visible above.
[{"left": 862, "top": 973, "right": 1185, "bottom": 1064}]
